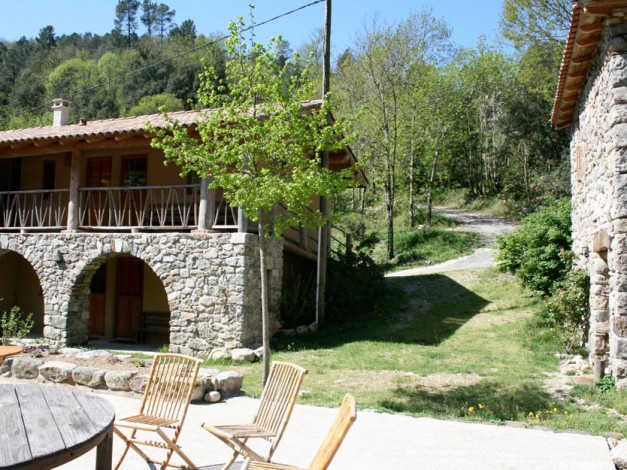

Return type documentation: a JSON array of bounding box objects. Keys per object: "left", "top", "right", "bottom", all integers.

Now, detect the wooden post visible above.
[
  {"left": 197, "top": 177, "right": 212, "bottom": 231},
  {"left": 66, "top": 149, "right": 80, "bottom": 232},
  {"left": 237, "top": 207, "right": 248, "bottom": 232},
  {"left": 316, "top": 0, "right": 332, "bottom": 326}
]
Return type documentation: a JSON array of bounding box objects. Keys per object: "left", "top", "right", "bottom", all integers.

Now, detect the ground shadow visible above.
[
  {"left": 273, "top": 273, "right": 489, "bottom": 350},
  {"left": 379, "top": 380, "right": 554, "bottom": 422}
]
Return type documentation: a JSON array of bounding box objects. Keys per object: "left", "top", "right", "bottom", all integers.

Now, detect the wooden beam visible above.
[
  {"left": 584, "top": 5, "right": 614, "bottom": 16},
  {"left": 576, "top": 34, "right": 601, "bottom": 47},
  {"left": 33, "top": 141, "right": 54, "bottom": 148},
  {"left": 565, "top": 82, "right": 583, "bottom": 93},
  {"left": 580, "top": 22, "right": 604, "bottom": 33},
  {"left": 113, "top": 134, "right": 134, "bottom": 142},
  {"left": 85, "top": 136, "right": 106, "bottom": 144},
  {"left": 572, "top": 54, "right": 593, "bottom": 65},
  {"left": 563, "top": 93, "right": 580, "bottom": 104},
  {"left": 569, "top": 68, "right": 589, "bottom": 78}
]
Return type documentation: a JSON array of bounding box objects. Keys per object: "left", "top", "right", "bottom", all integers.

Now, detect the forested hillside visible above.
[{"left": 0, "top": 0, "right": 573, "bottom": 261}]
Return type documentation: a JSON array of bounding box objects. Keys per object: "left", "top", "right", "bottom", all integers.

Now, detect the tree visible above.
[
  {"left": 500, "top": 0, "right": 572, "bottom": 49},
  {"left": 36, "top": 26, "right": 57, "bottom": 50},
  {"left": 169, "top": 19, "right": 197, "bottom": 44},
  {"left": 114, "top": 0, "right": 141, "bottom": 48},
  {"left": 127, "top": 92, "right": 182, "bottom": 115},
  {"left": 151, "top": 16, "right": 357, "bottom": 382},
  {"left": 154, "top": 3, "right": 176, "bottom": 40},
  {"left": 335, "top": 10, "right": 451, "bottom": 260},
  {"left": 141, "top": 0, "right": 157, "bottom": 36}
]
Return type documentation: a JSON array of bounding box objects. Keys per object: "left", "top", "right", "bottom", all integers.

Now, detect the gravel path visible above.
[{"left": 387, "top": 207, "right": 516, "bottom": 277}]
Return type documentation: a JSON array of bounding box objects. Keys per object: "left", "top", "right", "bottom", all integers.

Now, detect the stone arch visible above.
[
  {"left": 65, "top": 242, "right": 171, "bottom": 345},
  {"left": 0, "top": 248, "right": 45, "bottom": 336}
]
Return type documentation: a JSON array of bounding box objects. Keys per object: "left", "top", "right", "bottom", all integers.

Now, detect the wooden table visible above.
[
  {"left": 0, "top": 383, "right": 115, "bottom": 469},
  {"left": 0, "top": 346, "right": 22, "bottom": 366}
]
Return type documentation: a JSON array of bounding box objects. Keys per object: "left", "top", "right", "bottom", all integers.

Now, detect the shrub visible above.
[
  {"left": 544, "top": 267, "right": 590, "bottom": 353},
  {"left": 326, "top": 250, "right": 384, "bottom": 323},
  {"left": 1, "top": 305, "right": 34, "bottom": 345},
  {"left": 496, "top": 199, "right": 572, "bottom": 295}
]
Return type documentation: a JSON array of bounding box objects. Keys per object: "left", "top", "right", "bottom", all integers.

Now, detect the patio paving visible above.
[{"left": 55, "top": 390, "right": 614, "bottom": 470}]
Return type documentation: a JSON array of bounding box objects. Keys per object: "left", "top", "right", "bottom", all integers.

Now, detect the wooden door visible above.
[
  {"left": 88, "top": 264, "right": 107, "bottom": 336},
  {"left": 115, "top": 258, "right": 143, "bottom": 339}
]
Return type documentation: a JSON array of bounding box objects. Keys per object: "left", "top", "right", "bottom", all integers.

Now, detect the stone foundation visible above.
[{"left": 0, "top": 232, "right": 283, "bottom": 357}]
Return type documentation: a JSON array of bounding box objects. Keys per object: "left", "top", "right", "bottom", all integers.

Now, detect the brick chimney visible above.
[{"left": 51, "top": 98, "right": 71, "bottom": 126}]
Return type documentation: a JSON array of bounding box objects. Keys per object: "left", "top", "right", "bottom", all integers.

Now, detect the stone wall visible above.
[
  {"left": 570, "top": 19, "right": 627, "bottom": 384},
  {"left": 0, "top": 232, "right": 283, "bottom": 358}
]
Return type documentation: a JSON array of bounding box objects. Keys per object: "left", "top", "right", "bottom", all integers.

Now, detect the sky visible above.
[{"left": 1, "top": 0, "right": 509, "bottom": 55}]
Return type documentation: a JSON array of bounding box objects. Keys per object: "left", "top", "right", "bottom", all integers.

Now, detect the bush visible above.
[
  {"left": 326, "top": 250, "right": 384, "bottom": 323},
  {"left": 1, "top": 305, "right": 34, "bottom": 345},
  {"left": 544, "top": 267, "right": 590, "bottom": 353},
  {"left": 496, "top": 199, "right": 572, "bottom": 295}
]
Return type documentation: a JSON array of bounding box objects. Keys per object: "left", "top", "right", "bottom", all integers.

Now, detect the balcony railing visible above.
[
  {"left": 0, "top": 186, "right": 320, "bottom": 255},
  {"left": 0, "top": 189, "right": 69, "bottom": 230},
  {"left": 79, "top": 185, "right": 200, "bottom": 230}
]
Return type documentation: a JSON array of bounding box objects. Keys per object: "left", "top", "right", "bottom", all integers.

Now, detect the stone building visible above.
[
  {"left": 0, "top": 99, "right": 360, "bottom": 357},
  {"left": 552, "top": 1, "right": 627, "bottom": 383}
]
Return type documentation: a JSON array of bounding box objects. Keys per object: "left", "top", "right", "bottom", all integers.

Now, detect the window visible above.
[{"left": 122, "top": 155, "right": 147, "bottom": 187}]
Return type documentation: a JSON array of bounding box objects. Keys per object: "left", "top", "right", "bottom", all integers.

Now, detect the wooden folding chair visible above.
[
  {"left": 202, "top": 361, "right": 308, "bottom": 469},
  {"left": 247, "top": 394, "right": 357, "bottom": 470},
  {"left": 113, "top": 353, "right": 202, "bottom": 470}
]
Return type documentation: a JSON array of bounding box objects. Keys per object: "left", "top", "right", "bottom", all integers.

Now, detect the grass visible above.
[
  {"left": 207, "top": 268, "right": 627, "bottom": 436},
  {"left": 379, "top": 228, "right": 481, "bottom": 270}
]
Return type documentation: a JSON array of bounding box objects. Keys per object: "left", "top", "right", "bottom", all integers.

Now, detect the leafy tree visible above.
[
  {"left": 500, "top": 0, "right": 572, "bottom": 49},
  {"left": 335, "top": 10, "right": 452, "bottom": 260},
  {"left": 114, "top": 0, "right": 141, "bottom": 48},
  {"left": 151, "top": 16, "right": 357, "bottom": 381},
  {"left": 127, "top": 92, "right": 182, "bottom": 115}
]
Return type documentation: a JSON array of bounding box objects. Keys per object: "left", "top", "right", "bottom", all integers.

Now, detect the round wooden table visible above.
[
  {"left": 0, "top": 383, "right": 115, "bottom": 469},
  {"left": 0, "top": 345, "right": 23, "bottom": 366}
]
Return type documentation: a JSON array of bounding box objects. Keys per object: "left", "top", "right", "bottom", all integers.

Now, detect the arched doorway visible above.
[
  {"left": 0, "top": 251, "right": 44, "bottom": 336},
  {"left": 71, "top": 254, "right": 170, "bottom": 346}
]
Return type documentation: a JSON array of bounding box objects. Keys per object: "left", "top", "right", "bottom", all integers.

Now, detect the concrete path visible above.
[
  {"left": 58, "top": 390, "right": 615, "bottom": 470},
  {"left": 388, "top": 206, "right": 516, "bottom": 277}
]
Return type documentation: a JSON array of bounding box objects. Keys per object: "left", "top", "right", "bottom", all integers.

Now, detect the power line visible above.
[{"left": 25, "top": 0, "right": 325, "bottom": 116}]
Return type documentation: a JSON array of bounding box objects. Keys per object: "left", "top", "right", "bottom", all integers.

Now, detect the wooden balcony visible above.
[
  {"left": 79, "top": 185, "right": 201, "bottom": 230},
  {"left": 0, "top": 185, "right": 322, "bottom": 259},
  {"left": 0, "top": 185, "right": 241, "bottom": 232},
  {"left": 0, "top": 189, "right": 70, "bottom": 230}
]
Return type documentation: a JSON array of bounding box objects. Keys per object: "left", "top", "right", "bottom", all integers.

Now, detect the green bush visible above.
[
  {"left": 496, "top": 199, "right": 572, "bottom": 295},
  {"left": 1, "top": 305, "right": 34, "bottom": 345},
  {"left": 326, "top": 250, "right": 384, "bottom": 323},
  {"left": 544, "top": 267, "right": 590, "bottom": 353}
]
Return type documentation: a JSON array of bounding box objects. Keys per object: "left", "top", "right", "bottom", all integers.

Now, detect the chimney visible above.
[{"left": 51, "top": 98, "right": 71, "bottom": 126}]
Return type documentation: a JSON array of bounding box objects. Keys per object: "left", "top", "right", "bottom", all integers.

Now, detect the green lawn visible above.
[{"left": 217, "top": 268, "right": 627, "bottom": 436}]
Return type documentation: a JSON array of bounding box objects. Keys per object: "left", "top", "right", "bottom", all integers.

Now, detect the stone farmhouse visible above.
[
  {"left": 0, "top": 99, "right": 360, "bottom": 357},
  {"left": 552, "top": 0, "right": 627, "bottom": 383}
]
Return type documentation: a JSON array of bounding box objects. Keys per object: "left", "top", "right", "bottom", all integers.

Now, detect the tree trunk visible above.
[
  {"left": 257, "top": 211, "right": 271, "bottom": 384},
  {"left": 409, "top": 152, "right": 415, "bottom": 228},
  {"left": 426, "top": 150, "right": 439, "bottom": 228},
  {"left": 385, "top": 181, "right": 395, "bottom": 260}
]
